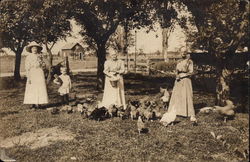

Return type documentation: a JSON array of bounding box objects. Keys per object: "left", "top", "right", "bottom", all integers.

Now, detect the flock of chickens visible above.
[{"left": 50, "top": 88, "right": 237, "bottom": 134}]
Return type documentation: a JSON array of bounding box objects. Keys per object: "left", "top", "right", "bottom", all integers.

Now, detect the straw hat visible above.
[{"left": 26, "top": 41, "right": 43, "bottom": 53}]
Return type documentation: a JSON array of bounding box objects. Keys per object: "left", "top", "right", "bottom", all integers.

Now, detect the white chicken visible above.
[
  {"left": 160, "top": 109, "right": 176, "bottom": 126},
  {"left": 213, "top": 100, "right": 236, "bottom": 122},
  {"left": 137, "top": 116, "right": 146, "bottom": 134}
]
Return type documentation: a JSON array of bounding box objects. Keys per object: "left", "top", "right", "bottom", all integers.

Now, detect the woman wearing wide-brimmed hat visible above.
[
  {"left": 160, "top": 51, "right": 197, "bottom": 126},
  {"left": 100, "top": 52, "right": 126, "bottom": 109},
  {"left": 23, "top": 41, "right": 48, "bottom": 108}
]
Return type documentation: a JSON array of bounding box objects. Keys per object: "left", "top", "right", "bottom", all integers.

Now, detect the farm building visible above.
[{"left": 60, "top": 43, "right": 85, "bottom": 60}]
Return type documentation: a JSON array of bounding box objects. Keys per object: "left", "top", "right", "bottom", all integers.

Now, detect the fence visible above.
[{"left": 120, "top": 56, "right": 166, "bottom": 75}]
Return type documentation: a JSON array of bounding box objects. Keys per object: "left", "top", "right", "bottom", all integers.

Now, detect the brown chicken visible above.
[{"left": 213, "top": 100, "right": 236, "bottom": 122}]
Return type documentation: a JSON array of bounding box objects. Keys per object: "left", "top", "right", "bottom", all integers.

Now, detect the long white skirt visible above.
[
  {"left": 100, "top": 76, "right": 126, "bottom": 109},
  {"left": 23, "top": 68, "right": 48, "bottom": 104},
  {"left": 167, "top": 78, "right": 195, "bottom": 117}
]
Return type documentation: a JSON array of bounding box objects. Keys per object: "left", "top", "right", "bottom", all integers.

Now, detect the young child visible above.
[{"left": 54, "top": 67, "right": 72, "bottom": 105}]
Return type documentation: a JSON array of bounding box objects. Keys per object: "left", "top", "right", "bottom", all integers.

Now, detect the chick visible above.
[
  {"left": 213, "top": 100, "right": 236, "bottom": 122},
  {"left": 137, "top": 116, "right": 146, "bottom": 135}
]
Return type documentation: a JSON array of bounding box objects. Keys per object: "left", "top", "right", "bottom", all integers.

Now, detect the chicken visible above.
[
  {"left": 153, "top": 107, "right": 165, "bottom": 119},
  {"left": 117, "top": 106, "right": 125, "bottom": 119},
  {"left": 77, "top": 104, "right": 84, "bottom": 113},
  {"left": 137, "top": 116, "right": 146, "bottom": 135},
  {"left": 51, "top": 107, "right": 60, "bottom": 115},
  {"left": 160, "top": 109, "right": 176, "bottom": 126},
  {"left": 88, "top": 106, "right": 107, "bottom": 121},
  {"left": 213, "top": 100, "right": 236, "bottom": 122},
  {"left": 199, "top": 106, "right": 214, "bottom": 114},
  {"left": 53, "top": 74, "right": 63, "bottom": 85},
  {"left": 60, "top": 105, "right": 73, "bottom": 113},
  {"left": 107, "top": 104, "right": 118, "bottom": 118},
  {"left": 137, "top": 100, "right": 150, "bottom": 116},
  {"left": 130, "top": 105, "right": 138, "bottom": 120},
  {"left": 143, "top": 107, "right": 153, "bottom": 121},
  {"left": 160, "top": 88, "right": 170, "bottom": 103}
]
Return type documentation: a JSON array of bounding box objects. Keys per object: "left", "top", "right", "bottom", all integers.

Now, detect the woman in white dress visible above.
[
  {"left": 23, "top": 42, "right": 48, "bottom": 108},
  {"left": 160, "top": 52, "right": 197, "bottom": 126},
  {"left": 100, "top": 53, "right": 126, "bottom": 109}
]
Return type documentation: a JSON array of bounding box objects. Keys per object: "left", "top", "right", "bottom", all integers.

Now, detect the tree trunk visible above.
[
  {"left": 215, "top": 61, "right": 231, "bottom": 106},
  {"left": 96, "top": 43, "right": 106, "bottom": 90},
  {"left": 65, "top": 56, "right": 70, "bottom": 75},
  {"left": 14, "top": 48, "right": 23, "bottom": 80},
  {"left": 162, "top": 28, "right": 169, "bottom": 62},
  {"left": 45, "top": 45, "right": 53, "bottom": 84}
]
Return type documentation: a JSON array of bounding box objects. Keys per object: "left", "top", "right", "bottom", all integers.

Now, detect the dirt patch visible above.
[{"left": 0, "top": 127, "right": 75, "bottom": 149}]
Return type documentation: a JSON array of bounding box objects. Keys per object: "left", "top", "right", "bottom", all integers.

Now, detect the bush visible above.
[{"left": 150, "top": 61, "right": 177, "bottom": 72}]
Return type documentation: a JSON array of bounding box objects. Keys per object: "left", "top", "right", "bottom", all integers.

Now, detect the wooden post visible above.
[
  {"left": 134, "top": 30, "right": 137, "bottom": 73},
  {"left": 146, "top": 59, "right": 150, "bottom": 75},
  {"left": 65, "top": 56, "right": 70, "bottom": 75}
]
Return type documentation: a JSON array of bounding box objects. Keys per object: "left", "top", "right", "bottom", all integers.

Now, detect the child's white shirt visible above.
[{"left": 58, "top": 74, "right": 71, "bottom": 95}]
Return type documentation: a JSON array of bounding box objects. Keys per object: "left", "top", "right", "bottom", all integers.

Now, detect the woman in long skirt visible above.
[
  {"left": 23, "top": 42, "right": 48, "bottom": 108},
  {"left": 100, "top": 53, "right": 126, "bottom": 109},
  {"left": 161, "top": 52, "right": 197, "bottom": 125}
]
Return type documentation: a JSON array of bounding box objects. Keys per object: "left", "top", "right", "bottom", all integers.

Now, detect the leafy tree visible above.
[
  {"left": 70, "top": 0, "right": 157, "bottom": 89},
  {"left": 0, "top": 0, "right": 72, "bottom": 81},
  {"left": 182, "top": 0, "right": 249, "bottom": 105},
  {"left": 0, "top": 0, "right": 34, "bottom": 80},
  {"left": 27, "top": 0, "right": 72, "bottom": 82}
]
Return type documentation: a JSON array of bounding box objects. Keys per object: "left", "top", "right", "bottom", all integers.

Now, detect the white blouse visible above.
[{"left": 103, "top": 59, "right": 125, "bottom": 77}]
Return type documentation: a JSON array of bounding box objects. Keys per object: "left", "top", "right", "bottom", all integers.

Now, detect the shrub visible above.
[{"left": 150, "top": 61, "right": 177, "bottom": 72}]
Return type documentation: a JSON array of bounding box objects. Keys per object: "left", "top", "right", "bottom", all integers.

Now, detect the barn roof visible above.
[{"left": 61, "top": 43, "right": 83, "bottom": 50}]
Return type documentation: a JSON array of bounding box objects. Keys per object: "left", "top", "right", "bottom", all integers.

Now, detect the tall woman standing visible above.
[
  {"left": 100, "top": 53, "right": 126, "bottom": 109},
  {"left": 161, "top": 52, "right": 197, "bottom": 125},
  {"left": 23, "top": 42, "right": 48, "bottom": 108}
]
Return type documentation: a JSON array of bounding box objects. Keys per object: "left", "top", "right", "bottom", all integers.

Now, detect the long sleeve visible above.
[
  {"left": 69, "top": 76, "right": 72, "bottom": 89},
  {"left": 187, "top": 60, "right": 194, "bottom": 75},
  {"left": 118, "top": 60, "right": 125, "bottom": 74},
  {"left": 103, "top": 61, "right": 110, "bottom": 77},
  {"left": 25, "top": 56, "right": 31, "bottom": 78}
]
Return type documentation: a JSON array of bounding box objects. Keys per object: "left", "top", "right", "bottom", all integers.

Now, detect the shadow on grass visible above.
[{"left": 0, "top": 111, "right": 19, "bottom": 118}]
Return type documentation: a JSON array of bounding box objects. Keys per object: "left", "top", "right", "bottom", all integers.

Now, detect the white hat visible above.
[{"left": 26, "top": 41, "right": 43, "bottom": 53}]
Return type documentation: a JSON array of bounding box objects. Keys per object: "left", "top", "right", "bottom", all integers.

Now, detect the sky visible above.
[
  {"left": 49, "top": 21, "right": 187, "bottom": 54},
  {"left": 4, "top": 20, "right": 188, "bottom": 55}
]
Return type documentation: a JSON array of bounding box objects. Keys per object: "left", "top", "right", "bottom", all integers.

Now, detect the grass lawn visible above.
[{"left": 0, "top": 73, "right": 249, "bottom": 161}]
